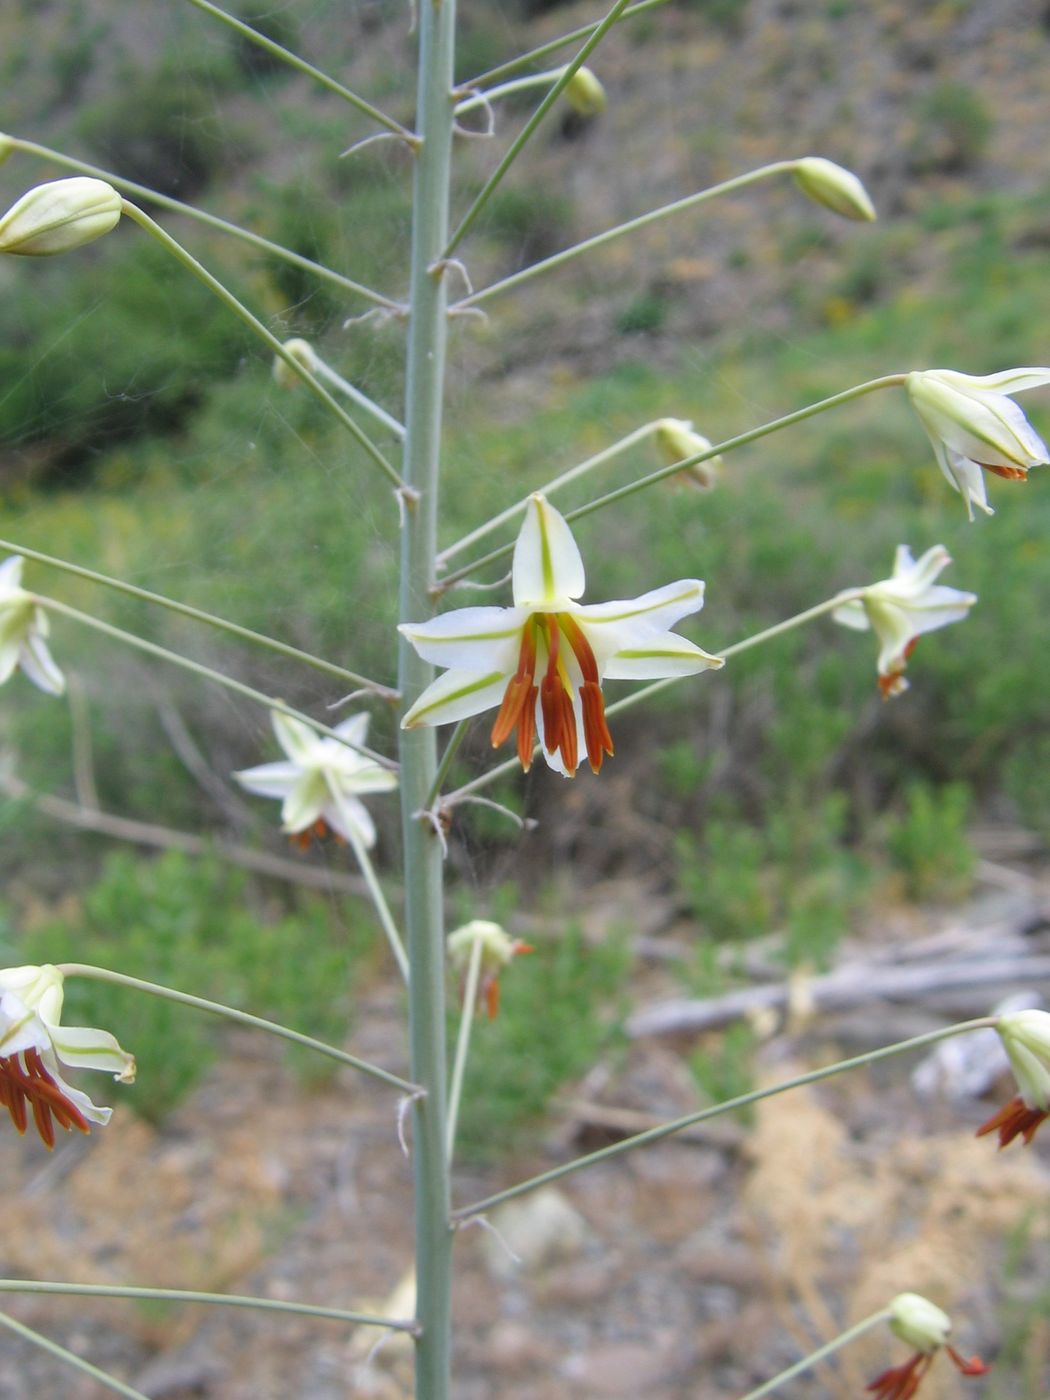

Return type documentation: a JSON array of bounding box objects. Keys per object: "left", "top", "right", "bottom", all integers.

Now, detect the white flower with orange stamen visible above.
[
  {"left": 234, "top": 711, "right": 398, "bottom": 848},
  {"left": 0, "top": 964, "right": 134, "bottom": 1150},
  {"left": 833, "top": 544, "right": 976, "bottom": 699},
  {"left": 907, "top": 368, "right": 1050, "bottom": 519},
  {"left": 401, "top": 494, "right": 722, "bottom": 776}
]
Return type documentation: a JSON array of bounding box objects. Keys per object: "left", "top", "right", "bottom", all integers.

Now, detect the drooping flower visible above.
[
  {"left": 402, "top": 494, "right": 723, "bottom": 777},
  {"left": 833, "top": 544, "right": 976, "bottom": 698},
  {"left": 0, "top": 555, "right": 65, "bottom": 696},
  {"left": 977, "top": 1009, "right": 1050, "bottom": 1148},
  {"left": 793, "top": 157, "right": 876, "bottom": 222},
  {"left": 907, "top": 368, "right": 1050, "bottom": 519},
  {"left": 0, "top": 177, "right": 122, "bottom": 256},
  {"left": 0, "top": 964, "right": 135, "bottom": 1149},
  {"left": 234, "top": 711, "right": 398, "bottom": 848},
  {"left": 654, "top": 418, "right": 724, "bottom": 491},
  {"left": 447, "top": 920, "right": 534, "bottom": 1019},
  {"left": 867, "top": 1294, "right": 989, "bottom": 1400}
]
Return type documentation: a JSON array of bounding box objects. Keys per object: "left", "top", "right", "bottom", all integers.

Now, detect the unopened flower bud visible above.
[
  {"left": 273, "top": 337, "right": 320, "bottom": 390},
  {"left": 564, "top": 67, "right": 607, "bottom": 117},
  {"left": 655, "top": 418, "right": 723, "bottom": 490},
  {"left": 0, "top": 177, "right": 122, "bottom": 256},
  {"left": 794, "top": 157, "right": 876, "bottom": 222},
  {"left": 889, "top": 1294, "right": 952, "bottom": 1355},
  {"left": 447, "top": 920, "right": 519, "bottom": 975},
  {"left": 0, "top": 135, "right": 13, "bottom": 167}
]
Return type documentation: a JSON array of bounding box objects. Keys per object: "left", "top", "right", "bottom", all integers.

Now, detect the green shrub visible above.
[
  {"left": 908, "top": 81, "right": 993, "bottom": 174},
  {"left": 450, "top": 923, "right": 631, "bottom": 1161},
  {"left": 883, "top": 781, "right": 974, "bottom": 901}
]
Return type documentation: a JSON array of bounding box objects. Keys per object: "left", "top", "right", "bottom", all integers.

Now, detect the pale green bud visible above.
[
  {"left": 0, "top": 177, "right": 122, "bottom": 255},
  {"left": 447, "top": 920, "right": 519, "bottom": 975},
  {"left": 888, "top": 1293, "right": 952, "bottom": 1355},
  {"left": 273, "top": 337, "right": 320, "bottom": 390},
  {"left": 794, "top": 157, "right": 876, "bottom": 222},
  {"left": 0, "top": 134, "right": 13, "bottom": 167},
  {"left": 655, "top": 418, "right": 723, "bottom": 490},
  {"left": 565, "top": 67, "right": 607, "bottom": 118}
]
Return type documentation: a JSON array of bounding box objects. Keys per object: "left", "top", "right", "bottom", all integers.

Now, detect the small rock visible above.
[{"left": 484, "top": 1188, "right": 589, "bottom": 1278}]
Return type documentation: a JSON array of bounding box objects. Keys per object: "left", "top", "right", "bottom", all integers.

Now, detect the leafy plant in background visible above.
[{"left": 0, "top": 3, "right": 1046, "bottom": 1398}]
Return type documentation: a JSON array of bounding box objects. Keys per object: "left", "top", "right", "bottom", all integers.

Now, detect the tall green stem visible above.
[{"left": 399, "top": 5, "right": 457, "bottom": 1397}]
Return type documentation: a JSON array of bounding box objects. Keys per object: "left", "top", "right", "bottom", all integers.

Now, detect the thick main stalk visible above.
[{"left": 398, "top": 4, "right": 457, "bottom": 1399}]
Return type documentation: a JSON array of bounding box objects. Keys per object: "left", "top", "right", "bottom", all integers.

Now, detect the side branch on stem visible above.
[
  {"left": 452, "top": 1018, "right": 996, "bottom": 1220},
  {"left": 57, "top": 964, "right": 420, "bottom": 1094},
  {"left": 0, "top": 1280, "right": 419, "bottom": 1332},
  {"left": 451, "top": 162, "right": 796, "bottom": 312},
  {"left": 35, "top": 596, "right": 398, "bottom": 769},
  {"left": 0, "top": 536, "right": 397, "bottom": 698},
  {"left": 443, "top": 0, "right": 634, "bottom": 258},
  {"left": 185, "top": 0, "right": 419, "bottom": 146},
  {"left": 2, "top": 136, "right": 399, "bottom": 310},
  {"left": 468, "top": 0, "right": 671, "bottom": 87},
  {"left": 435, "top": 376, "right": 906, "bottom": 591},
  {"left": 121, "top": 202, "right": 405, "bottom": 491}
]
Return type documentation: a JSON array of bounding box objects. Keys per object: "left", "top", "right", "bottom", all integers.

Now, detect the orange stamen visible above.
[
  {"left": 947, "top": 1347, "right": 989, "bottom": 1377},
  {"left": 867, "top": 1353, "right": 931, "bottom": 1400},
  {"left": 0, "top": 1048, "right": 91, "bottom": 1150},
  {"left": 976, "top": 1094, "right": 1050, "bottom": 1148},
  {"left": 561, "top": 615, "right": 614, "bottom": 772},
  {"left": 491, "top": 621, "right": 538, "bottom": 756},
  {"left": 981, "top": 463, "right": 1027, "bottom": 481}
]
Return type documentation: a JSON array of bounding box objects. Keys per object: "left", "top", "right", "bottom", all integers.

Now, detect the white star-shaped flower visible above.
[
  {"left": 234, "top": 711, "right": 398, "bottom": 848},
  {"left": 401, "top": 494, "right": 723, "bottom": 776},
  {"left": 833, "top": 544, "right": 976, "bottom": 697}
]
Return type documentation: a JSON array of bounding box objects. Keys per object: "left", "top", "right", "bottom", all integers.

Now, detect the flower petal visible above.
[
  {"left": 399, "top": 607, "right": 527, "bottom": 671},
  {"left": 0, "top": 556, "right": 24, "bottom": 594},
  {"left": 280, "top": 770, "right": 328, "bottom": 833},
  {"left": 271, "top": 711, "right": 321, "bottom": 763},
  {"left": 48, "top": 1023, "right": 135, "bottom": 1080},
  {"left": 940, "top": 366, "right": 1050, "bottom": 396},
  {"left": 832, "top": 598, "right": 870, "bottom": 632},
  {"left": 333, "top": 712, "right": 371, "bottom": 749},
  {"left": 575, "top": 578, "right": 706, "bottom": 646},
  {"left": 603, "top": 633, "right": 724, "bottom": 678},
  {"left": 19, "top": 629, "right": 65, "bottom": 696},
  {"left": 401, "top": 668, "right": 509, "bottom": 729},
  {"left": 232, "top": 760, "right": 302, "bottom": 799},
  {"left": 324, "top": 793, "right": 377, "bottom": 848},
  {"left": 512, "top": 495, "right": 585, "bottom": 607}
]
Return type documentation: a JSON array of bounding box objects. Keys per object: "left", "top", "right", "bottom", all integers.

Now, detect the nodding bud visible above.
[
  {"left": 564, "top": 67, "right": 607, "bottom": 117},
  {"left": 447, "top": 920, "right": 521, "bottom": 975},
  {"left": 888, "top": 1294, "right": 952, "bottom": 1355},
  {"left": 273, "top": 337, "right": 320, "bottom": 389},
  {"left": 0, "top": 134, "right": 13, "bottom": 167},
  {"left": 655, "top": 418, "right": 723, "bottom": 490},
  {"left": 793, "top": 157, "right": 876, "bottom": 222},
  {"left": 0, "top": 177, "right": 122, "bottom": 255}
]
